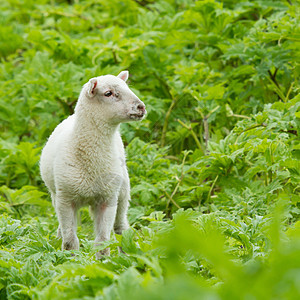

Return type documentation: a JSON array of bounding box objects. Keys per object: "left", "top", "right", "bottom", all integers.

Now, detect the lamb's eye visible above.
[{"left": 104, "top": 91, "right": 113, "bottom": 97}]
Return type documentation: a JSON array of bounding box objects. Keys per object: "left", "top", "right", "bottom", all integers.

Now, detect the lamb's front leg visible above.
[
  {"left": 56, "top": 200, "right": 79, "bottom": 251},
  {"left": 94, "top": 202, "right": 117, "bottom": 258}
]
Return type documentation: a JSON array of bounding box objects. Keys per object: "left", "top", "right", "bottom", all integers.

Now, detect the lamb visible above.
[{"left": 40, "top": 71, "right": 146, "bottom": 257}]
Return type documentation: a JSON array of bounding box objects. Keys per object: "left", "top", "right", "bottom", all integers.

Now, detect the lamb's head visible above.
[{"left": 79, "top": 71, "right": 146, "bottom": 125}]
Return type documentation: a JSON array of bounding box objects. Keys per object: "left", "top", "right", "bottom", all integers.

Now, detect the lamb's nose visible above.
[{"left": 137, "top": 104, "right": 146, "bottom": 113}]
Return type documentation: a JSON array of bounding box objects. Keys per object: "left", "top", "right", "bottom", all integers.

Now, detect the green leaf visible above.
[{"left": 121, "top": 228, "right": 139, "bottom": 255}]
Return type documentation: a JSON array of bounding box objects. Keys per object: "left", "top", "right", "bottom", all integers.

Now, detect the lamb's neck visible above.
[{"left": 73, "top": 114, "right": 120, "bottom": 151}]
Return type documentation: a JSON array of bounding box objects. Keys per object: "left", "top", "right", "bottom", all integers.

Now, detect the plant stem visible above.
[
  {"left": 230, "top": 113, "right": 251, "bottom": 119},
  {"left": 195, "top": 106, "right": 220, "bottom": 155},
  {"left": 207, "top": 105, "right": 220, "bottom": 118},
  {"left": 165, "top": 191, "right": 181, "bottom": 209},
  {"left": 161, "top": 97, "right": 178, "bottom": 146},
  {"left": 177, "top": 119, "right": 203, "bottom": 152},
  {"left": 166, "top": 152, "right": 190, "bottom": 211},
  {"left": 112, "top": 49, "right": 118, "bottom": 64},
  {"left": 241, "top": 123, "right": 267, "bottom": 133},
  {"left": 266, "top": 75, "right": 285, "bottom": 101},
  {"left": 203, "top": 116, "right": 209, "bottom": 153},
  {"left": 285, "top": 82, "right": 294, "bottom": 102},
  {"left": 207, "top": 175, "right": 219, "bottom": 203}
]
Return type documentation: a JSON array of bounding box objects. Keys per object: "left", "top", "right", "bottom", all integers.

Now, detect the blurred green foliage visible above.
[{"left": 0, "top": 0, "right": 299, "bottom": 299}]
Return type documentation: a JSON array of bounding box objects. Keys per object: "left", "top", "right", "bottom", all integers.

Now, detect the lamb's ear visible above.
[
  {"left": 87, "top": 78, "right": 98, "bottom": 97},
  {"left": 117, "top": 70, "right": 129, "bottom": 82}
]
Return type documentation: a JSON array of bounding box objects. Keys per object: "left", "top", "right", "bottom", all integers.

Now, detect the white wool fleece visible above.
[{"left": 40, "top": 71, "right": 146, "bottom": 257}]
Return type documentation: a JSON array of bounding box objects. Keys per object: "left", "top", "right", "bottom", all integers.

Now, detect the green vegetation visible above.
[{"left": 0, "top": 0, "right": 299, "bottom": 299}]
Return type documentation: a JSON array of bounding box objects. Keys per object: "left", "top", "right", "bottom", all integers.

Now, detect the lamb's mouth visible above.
[{"left": 129, "top": 113, "right": 145, "bottom": 120}]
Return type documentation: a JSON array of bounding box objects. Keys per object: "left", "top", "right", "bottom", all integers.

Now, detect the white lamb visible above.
[{"left": 40, "top": 71, "right": 146, "bottom": 257}]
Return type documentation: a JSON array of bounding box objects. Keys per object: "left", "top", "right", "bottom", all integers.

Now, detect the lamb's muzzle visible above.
[
  {"left": 40, "top": 70, "right": 145, "bottom": 258},
  {"left": 137, "top": 103, "right": 146, "bottom": 114}
]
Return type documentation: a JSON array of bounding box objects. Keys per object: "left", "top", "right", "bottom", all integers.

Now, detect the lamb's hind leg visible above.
[
  {"left": 114, "top": 186, "right": 130, "bottom": 235},
  {"left": 94, "top": 202, "right": 117, "bottom": 258},
  {"left": 50, "top": 191, "right": 62, "bottom": 239},
  {"left": 56, "top": 198, "right": 79, "bottom": 250}
]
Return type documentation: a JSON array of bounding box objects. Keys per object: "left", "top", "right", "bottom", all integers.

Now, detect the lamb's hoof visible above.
[
  {"left": 62, "top": 237, "right": 79, "bottom": 251},
  {"left": 63, "top": 242, "right": 76, "bottom": 251}
]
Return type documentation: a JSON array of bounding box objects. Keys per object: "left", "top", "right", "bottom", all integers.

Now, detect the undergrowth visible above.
[{"left": 0, "top": 0, "right": 299, "bottom": 299}]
